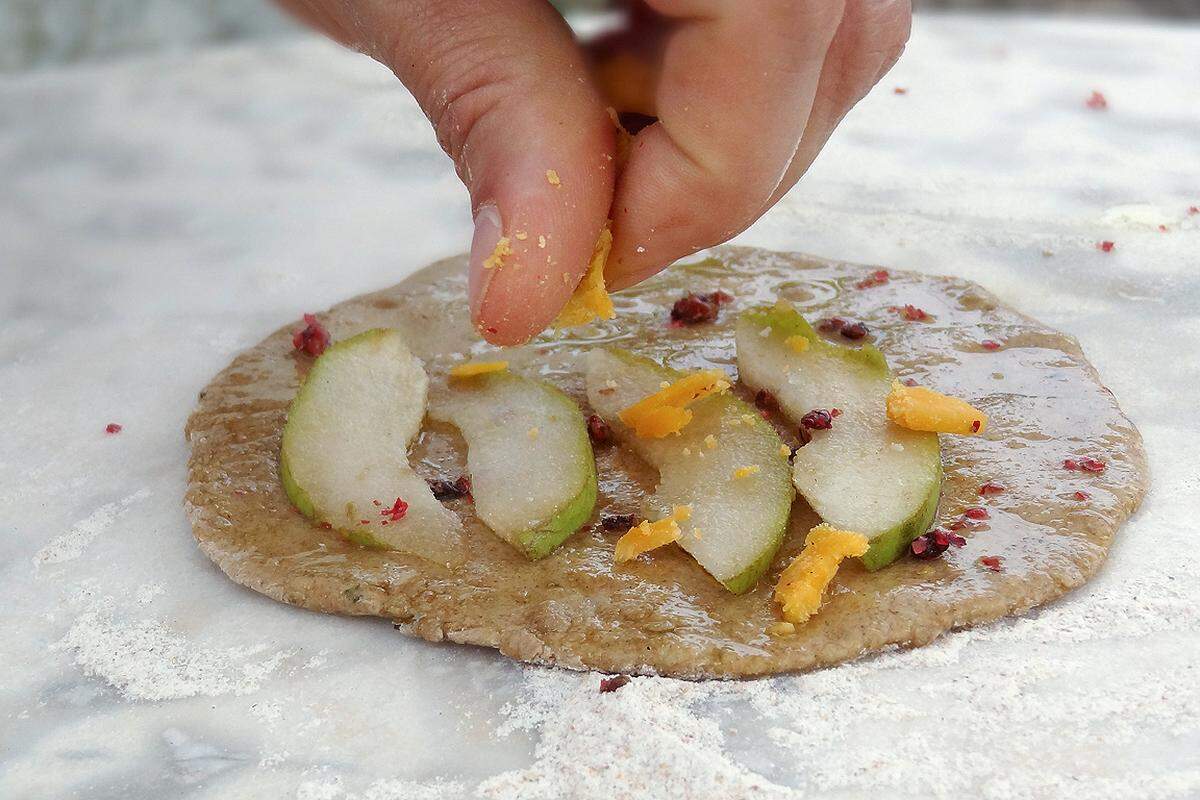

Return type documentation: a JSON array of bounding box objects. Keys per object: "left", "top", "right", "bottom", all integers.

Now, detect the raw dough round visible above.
[{"left": 185, "top": 247, "right": 1147, "bottom": 678}]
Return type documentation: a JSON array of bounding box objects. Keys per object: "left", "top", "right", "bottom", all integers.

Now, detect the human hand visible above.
[{"left": 275, "top": 0, "right": 911, "bottom": 344}]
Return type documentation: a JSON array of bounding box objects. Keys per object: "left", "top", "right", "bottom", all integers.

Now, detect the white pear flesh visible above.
[
  {"left": 735, "top": 306, "right": 941, "bottom": 570},
  {"left": 430, "top": 372, "right": 597, "bottom": 559},
  {"left": 585, "top": 348, "right": 794, "bottom": 594},
  {"left": 280, "top": 329, "right": 465, "bottom": 567}
]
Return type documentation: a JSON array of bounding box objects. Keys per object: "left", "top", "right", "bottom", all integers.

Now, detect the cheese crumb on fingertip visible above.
[{"left": 482, "top": 237, "right": 512, "bottom": 270}]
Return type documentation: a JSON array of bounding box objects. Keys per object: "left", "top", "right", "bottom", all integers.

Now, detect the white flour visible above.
[
  {"left": 470, "top": 448, "right": 1200, "bottom": 800},
  {"left": 3, "top": 15, "right": 1198, "bottom": 800},
  {"left": 32, "top": 488, "right": 151, "bottom": 569},
  {"left": 296, "top": 773, "right": 465, "bottom": 800},
  {"left": 53, "top": 588, "right": 294, "bottom": 702}
]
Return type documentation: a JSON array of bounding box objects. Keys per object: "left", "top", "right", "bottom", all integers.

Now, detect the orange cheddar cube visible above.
[
  {"left": 773, "top": 524, "right": 869, "bottom": 625},
  {"left": 886, "top": 380, "right": 988, "bottom": 436},
  {"left": 614, "top": 506, "right": 691, "bottom": 563},
  {"left": 554, "top": 225, "right": 615, "bottom": 328},
  {"left": 618, "top": 369, "right": 731, "bottom": 438}
]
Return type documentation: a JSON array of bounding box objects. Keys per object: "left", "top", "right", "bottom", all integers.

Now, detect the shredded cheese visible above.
[
  {"left": 482, "top": 236, "right": 512, "bottom": 270},
  {"left": 732, "top": 465, "right": 761, "bottom": 480},
  {"left": 785, "top": 335, "right": 811, "bottom": 353},
  {"left": 773, "top": 524, "right": 870, "bottom": 625},
  {"left": 618, "top": 370, "right": 731, "bottom": 438},
  {"left": 553, "top": 224, "right": 615, "bottom": 328},
  {"left": 766, "top": 621, "right": 796, "bottom": 637},
  {"left": 449, "top": 360, "right": 509, "bottom": 379},
  {"left": 614, "top": 506, "right": 691, "bottom": 563},
  {"left": 546, "top": 169, "right": 561, "bottom": 187},
  {"left": 886, "top": 380, "right": 988, "bottom": 435}
]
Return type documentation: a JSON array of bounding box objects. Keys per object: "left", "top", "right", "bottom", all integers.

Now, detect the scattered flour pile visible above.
[
  {"left": 53, "top": 586, "right": 293, "bottom": 701},
  {"left": 32, "top": 488, "right": 151, "bottom": 568},
  {"left": 472, "top": 496, "right": 1200, "bottom": 800},
  {"left": 296, "top": 773, "right": 465, "bottom": 800},
  {"left": 477, "top": 671, "right": 790, "bottom": 800}
]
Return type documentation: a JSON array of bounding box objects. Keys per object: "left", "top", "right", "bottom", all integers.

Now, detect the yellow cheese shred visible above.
[
  {"left": 773, "top": 524, "right": 870, "bottom": 625},
  {"left": 785, "top": 335, "right": 810, "bottom": 353},
  {"left": 618, "top": 369, "right": 731, "bottom": 438},
  {"left": 449, "top": 361, "right": 509, "bottom": 379},
  {"left": 614, "top": 506, "right": 691, "bottom": 563},
  {"left": 886, "top": 380, "right": 988, "bottom": 436},
  {"left": 482, "top": 236, "right": 512, "bottom": 270},
  {"left": 766, "top": 621, "right": 796, "bottom": 637},
  {"left": 553, "top": 224, "right": 615, "bottom": 328}
]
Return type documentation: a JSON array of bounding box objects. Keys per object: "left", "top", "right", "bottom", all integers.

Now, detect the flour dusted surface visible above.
[{"left": 2, "top": 14, "right": 1197, "bottom": 800}]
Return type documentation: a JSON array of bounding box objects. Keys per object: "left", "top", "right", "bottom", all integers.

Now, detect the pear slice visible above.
[
  {"left": 735, "top": 305, "right": 941, "bottom": 570},
  {"left": 430, "top": 371, "right": 597, "bottom": 559},
  {"left": 280, "top": 329, "right": 465, "bottom": 567},
  {"left": 585, "top": 349, "right": 795, "bottom": 593}
]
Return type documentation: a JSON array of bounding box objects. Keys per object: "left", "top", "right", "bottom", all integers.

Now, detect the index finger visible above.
[{"left": 604, "top": 0, "right": 846, "bottom": 290}]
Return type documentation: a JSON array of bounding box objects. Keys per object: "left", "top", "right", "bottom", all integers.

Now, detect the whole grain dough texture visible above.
[{"left": 185, "top": 247, "right": 1147, "bottom": 678}]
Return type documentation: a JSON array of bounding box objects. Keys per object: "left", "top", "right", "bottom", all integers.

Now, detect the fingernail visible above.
[{"left": 468, "top": 203, "right": 503, "bottom": 321}]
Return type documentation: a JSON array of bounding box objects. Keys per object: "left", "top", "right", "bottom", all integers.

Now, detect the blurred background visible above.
[{"left": 2, "top": 0, "right": 1199, "bottom": 71}]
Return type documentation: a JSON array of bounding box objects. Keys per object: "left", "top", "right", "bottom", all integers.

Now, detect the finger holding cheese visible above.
[
  {"left": 586, "top": 348, "right": 794, "bottom": 593},
  {"left": 554, "top": 224, "right": 615, "bottom": 328}
]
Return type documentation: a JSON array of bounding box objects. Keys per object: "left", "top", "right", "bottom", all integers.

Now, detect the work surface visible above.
[{"left": 2, "top": 14, "right": 1198, "bottom": 800}]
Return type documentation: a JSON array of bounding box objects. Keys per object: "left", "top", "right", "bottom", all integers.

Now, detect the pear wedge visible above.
[
  {"left": 431, "top": 371, "right": 597, "bottom": 559},
  {"left": 736, "top": 305, "right": 941, "bottom": 570},
  {"left": 280, "top": 329, "right": 465, "bottom": 567},
  {"left": 585, "top": 348, "right": 794, "bottom": 593}
]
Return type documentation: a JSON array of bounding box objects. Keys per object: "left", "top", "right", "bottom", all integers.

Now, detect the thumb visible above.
[{"left": 381, "top": 1, "right": 615, "bottom": 345}]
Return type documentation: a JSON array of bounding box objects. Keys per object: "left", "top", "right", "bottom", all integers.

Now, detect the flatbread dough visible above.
[{"left": 185, "top": 247, "right": 1147, "bottom": 678}]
